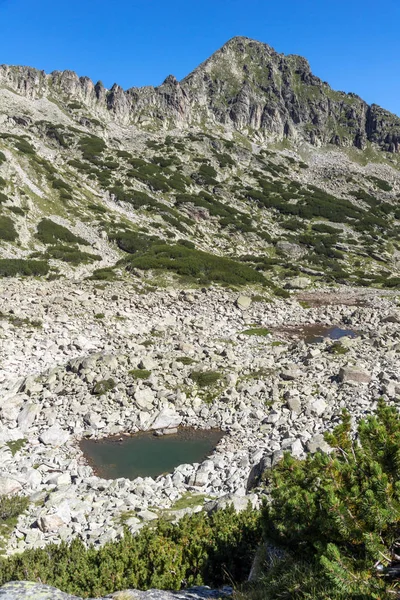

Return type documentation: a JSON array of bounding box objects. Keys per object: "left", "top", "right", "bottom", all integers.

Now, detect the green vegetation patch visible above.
[
  {"left": 260, "top": 401, "right": 400, "bottom": 598},
  {"left": 129, "top": 369, "right": 151, "bottom": 380},
  {"left": 40, "top": 244, "right": 101, "bottom": 265},
  {"left": 241, "top": 327, "right": 270, "bottom": 336},
  {"left": 0, "top": 259, "right": 49, "bottom": 277},
  {"left": 5, "top": 439, "right": 26, "bottom": 456},
  {"left": 87, "top": 267, "right": 118, "bottom": 282},
  {"left": 0, "top": 495, "right": 29, "bottom": 551},
  {"left": 0, "top": 506, "right": 260, "bottom": 595},
  {"left": 176, "top": 356, "right": 197, "bottom": 366},
  {"left": 189, "top": 370, "right": 222, "bottom": 387},
  {"left": 92, "top": 378, "right": 116, "bottom": 395},
  {"left": 0, "top": 216, "right": 17, "bottom": 241},
  {"left": 36, "top": 219, "right": 88, "bottom": 245},
  {"left": 122, "top": 241, "right": 268, "bottom": 287}
]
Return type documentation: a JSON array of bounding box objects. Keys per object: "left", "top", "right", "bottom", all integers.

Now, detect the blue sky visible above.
[{"left": 0, "top": 0, "right": 399, "bottom": 115}]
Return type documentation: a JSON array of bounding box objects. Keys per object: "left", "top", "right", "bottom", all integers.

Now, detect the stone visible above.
[
  {"left": 0, "top": 476, "right": 22, "bottom": 495},
  {"left": 287, "top": 396, "right": 301, "bottom": 413},
  {"left": 38, "top": 514, "right": 65, "bottom": 533},
  {"left": 307, "top": 434, "right": 331, "bottom": 454},
  {"left": 138, "top": 357, "right": 157, "bottom": 371},
  {"left": 338, "top": 366, "right": 371, "bottom": 384},
  {"left": 39, "top": 424, "right": 70, "bottom": 446},
  {"left": 134, "top": 389, "right": 155, "bottom": 411},
  {"left": 205, "top": 493, "right": 256, "bottom": 513},
  {"left": 309, "top": 398, "right": 327, "bottom": 416},
  {"left": 17, "top": 403, "right": 40, "bottom": 432},
  {"left": 149, "top": 408, "right": 182, "bottom": 430},
  {"left": 285, "top": 277, "right": 311, "bottom": 290},
  {"left": 235, "top": 295, "right": 251, "bottom": 310}
]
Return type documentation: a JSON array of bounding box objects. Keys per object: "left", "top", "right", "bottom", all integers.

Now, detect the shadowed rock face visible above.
[{"left": 1, "top": 36, "right": 399, "bottom": 150}]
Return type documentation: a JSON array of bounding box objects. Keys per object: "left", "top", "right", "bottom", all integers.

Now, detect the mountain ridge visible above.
[{"left": 1, "top": 36, "right": 400, "bottom": 151}]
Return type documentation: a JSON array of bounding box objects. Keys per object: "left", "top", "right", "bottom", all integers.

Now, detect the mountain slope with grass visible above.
[{"left": 0, "top": 37, "right": 400, "bottom": 291}]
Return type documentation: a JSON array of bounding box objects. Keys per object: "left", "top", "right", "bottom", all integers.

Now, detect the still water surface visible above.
[{"left": 80, "top": 428, "right": 224, "bottom": 480}]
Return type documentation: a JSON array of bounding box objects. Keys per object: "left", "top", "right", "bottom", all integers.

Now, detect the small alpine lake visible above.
[{"left": 79, "top": 428, "right": 224, "bottom": 480}]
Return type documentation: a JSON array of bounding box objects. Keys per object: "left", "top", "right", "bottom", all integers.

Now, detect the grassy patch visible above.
[
  {"left": 241, "top": 327, "right": 270, "bottom": 336},
  {"left": 176, "top": 357, "right": 197, "bottom": 366},
  {"left": 0, "top": 495, "right": 29, "bottom": 552},
  {"left": 129, "top": 369, "right": 151, "bottom": 380},
  {"left": 5, "top": 439, "right": 26, "bottom": 456},
  {"left": 169, "top": 493, "right": 207, "bottom": 511},
  {"left": 190, "top": 370, "right": 222, "bottom": 388},
  {"left": 92, "top": 378, "right": 116, "bottom": 395}
]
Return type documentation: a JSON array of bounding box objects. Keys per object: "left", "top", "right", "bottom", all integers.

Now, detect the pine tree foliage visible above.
[{"left": 261, "top": 400, "right": 400, "bottom": 598}]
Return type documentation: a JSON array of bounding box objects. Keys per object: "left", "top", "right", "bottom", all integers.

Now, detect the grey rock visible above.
[
  {"left": 39, "top": 424, "right": 70, "bottom": 446},
  {"left": 338, "top": 366, "right": 371, "bottom": 384},
  {"left": 0, "top": 476, "right": 22, "bottom": 495},
  {"left": 235, "top": 295, "right": 251, "bottom": 310}
]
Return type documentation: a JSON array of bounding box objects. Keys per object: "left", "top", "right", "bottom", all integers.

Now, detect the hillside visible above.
[{"left": 0, "top": 36, "right": 399, "bottom": 289}]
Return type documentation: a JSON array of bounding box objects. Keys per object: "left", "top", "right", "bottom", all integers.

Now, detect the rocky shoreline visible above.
[{"left": 0, "top": 279, "right": 399, "bottom": 555}]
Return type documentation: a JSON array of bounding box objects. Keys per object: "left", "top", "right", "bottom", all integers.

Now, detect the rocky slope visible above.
[{"left": 0, "top": 37, "right": 400, "bottom": 290}]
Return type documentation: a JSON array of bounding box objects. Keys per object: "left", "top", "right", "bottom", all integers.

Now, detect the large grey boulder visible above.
[
  {"left": 134, "top": 389, "right": 155, "bottom": 411},
  {"left": 235, "top": 295, "right": 252, "bottom": 310},
  {"left": 149, "top": 408, "right": 182, "bottom": 430},
  {"left": 38, "top": 514, "right": 65, "bottom": 533},
  {"left": 0, "top": 476, "right": 22, "bottom": 495},
  {"left": 39, "top": 424, "right": 70, "bottom": 446},
  {"left": 17, "top": 403, "right": 40, "bottom": 431},
  {"left": 338, "top": 366, "right": 371, "bottom": 384}
]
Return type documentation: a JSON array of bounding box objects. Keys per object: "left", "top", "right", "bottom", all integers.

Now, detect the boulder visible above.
[
  {"left": 150, "top": 408, "right": 182, "bottom": 430},
  {"left": 235, "top": 295, "right": 252, "bottom": 310},
  {"left": 39, "top": 424, "right": 70, "bottom": 446},
  {"left": 138, "top": 356, "right": 157, "bottom": 371},
  {"left": 285, "top": 277, "right": 311, "bottom": 290},
  {"left": 0, "top": 476, "right": 22, "bottom": 495},
  {"left": 205, "top": 493, "right": 257, "bottom": 513},
  {"left": 17, "top": 403, "right": 40, "bottom": 432},
  {"left": 38, "top": 514, "right": 65, "bottom": 533},
  {"left": 134, "top": 389, "right": 155, "bottom": 411},
  {"left": 307, "top": 434, "right": 332, "bottom": 454},
  {"left": 338, "top": 366, "right": 371, "bottom": 384}
]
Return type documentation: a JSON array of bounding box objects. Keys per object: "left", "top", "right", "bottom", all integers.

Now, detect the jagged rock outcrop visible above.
[{"left": 1, "top": 36, "right": 399, "bottom": 150}]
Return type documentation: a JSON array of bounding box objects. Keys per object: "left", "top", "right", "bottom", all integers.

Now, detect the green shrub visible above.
[
  {"left": 42, "top": 244, "right": 101, "bottom": 265},
  {"left": 87, "top": 267, "right": 118, "bottom": 281},
  {"left": 0, "top": 506, "right": 260, "bottom": 596},
  {"left": 123, "top": 243, "right": 268, "bottom": 287},
  {"left": 129, "top": 369, "right": 151, "bottom": 380},
  {"left": 176, "top": 356, "right": 197, "bottom": 365},
  {"left": 0, "top": 216, "right": 17, "bottom": 241},
  {"left": 0, "top": 259, "right": 49, "bottom": 277},
  {"left": 36, "top": 219, "right": 88, "bottom": 245},
  {"left": 92, "top": 378, "right": 116, "bottom": 395},
  {"left": 79, "top": 136, "right": 106, "bottom": 162},
  {"left": 0, "top": 151, "right": 6, "bottom": 164},
  {"left": 7, "top": 206, "right": 26, "bottom": 216},
  {"left": 14, "top": 138, "right": 35, "bottom": 154},
  {"left": 0, "top": 495, "right": 29, "bottom": 550},
  {"left": 190, "top": 370, "right": 221, "bottom": 387},
  {"left": 261, "top": 401, "right": 400, "bottom": 598}
]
